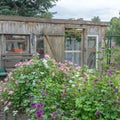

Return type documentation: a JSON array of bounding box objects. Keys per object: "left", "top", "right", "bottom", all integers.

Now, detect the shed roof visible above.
[{"left": 0, "top": 15, "right": 109, "bottom": 27}]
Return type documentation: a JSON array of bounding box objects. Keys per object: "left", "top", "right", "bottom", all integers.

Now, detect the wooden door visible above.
[{"left": 44, "top": 35, "right": 64, "bottom": 62}]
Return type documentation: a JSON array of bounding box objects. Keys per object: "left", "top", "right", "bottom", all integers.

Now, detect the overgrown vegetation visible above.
[{"left": 0, "top": 48, "right": 120, "bottom": 119}]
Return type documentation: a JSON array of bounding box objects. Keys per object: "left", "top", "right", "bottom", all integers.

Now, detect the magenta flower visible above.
[
  {"left": 116, "top": 101, "right": 120, "bottom": 105},
  {"left": 36, "top": 112, "right": 43, "bottom": 119},
  {"left": 36, "top": 110, "right": 44, "bottom": 119},
  {"left": 94, "top": 78, "right": 99, "bottom": 83},
  {"left": 94, "top": 86, "right": 98, "bottom": 89},
  {"left": 52, "top": 111, "right": 57, "bottom": 117},
  {"left": 51, "top": 118, "right": 55, "bottom": 120},
  {"left": 30, "top": 103, "right": 36, "bottom": 108},
  {"left": 95, "top": 110, "right": 100, "bottom": 115},
  {"left": 114, "top": 88, "right": 119, "bottom": 93},
  {"left": 41, "top": 90, "right": 45, "bottom": 96},
  {"left": 35, "top": 103, "right": 44, "bottom": 109},
  {"left": 107, "top": 69, "right": 113, "bottom": 73},
  {"left": 36, "top": 104, "right": 42, "bottom": 109},
  {"left": 72, "top": 118, "right": 77, "bottom": 120},
  {"left": 8, "top": 90, "right": 14, "bottom": 95}
]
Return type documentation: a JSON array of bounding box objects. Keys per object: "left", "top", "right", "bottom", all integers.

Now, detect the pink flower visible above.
[
  {"left": 8, "top": 90, "right": 14, "bottom": 95},
  {"left": 4, "top": 78, "right": 8, "bottom": 82},
  {"left": 3, "top": 88, "right": 7, "bottom": 92},
  {"left": 15, "top": 80, "right": 18, "bottom": 84},
  {"left": 7, "top": 102, "right": 12, "bottom": 106},
  {"left": 26, "top": 60, "right": 34, "bottom": 65},
  {"left": 14, "top": 62, "right": 23, "bottom": 67},
  {"left": 8, "top": 72, "right": 13, "bottom": 78},
  {"left": 44, "top": 54, "right": 50, "bottom": 59},
  {"left": 52, "top": 72, "right": 55, "bottom": 76},
  {"left": 0, "top": 86, "right": 2, "bottom": 92},
  {"left": 107, "top": 69, "right": 113, "bottom": 73}
]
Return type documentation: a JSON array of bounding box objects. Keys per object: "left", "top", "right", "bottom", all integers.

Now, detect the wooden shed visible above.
[{"left": 0, "top": 15, "right": 109, "bottom": 71}]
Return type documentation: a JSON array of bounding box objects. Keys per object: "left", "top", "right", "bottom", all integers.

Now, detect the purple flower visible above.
[
  {"left": 36, "top": 104, "right": 41, "bottom": 109},
  {"left": 36, "top": 110, "right": 44, "bottom": 119},
  {"left": 72, "top": 118, "right": 77, "bottom": 120},
  {"left": 35, "top": 103, "right": 44, "bottom": 109},
  {"left": 36, "top": 110, "right": 44, "bottom": 114},
  {"left": 114, "top": 88, "right": 119, "bottom": 93},
  {"left": 30, "top": 103, "right": 36, "bottom": 108},
  {"left": 51, "top": 118, "right": 55, "bottom": 120},
  {"left": 82, "top": 88, "right": 86, "bottom": 91},
  {"left": 36, "top": 112, "right": 43, "bottom": 119},
  {"left": 94, "top": 86, "right": 98, "bottom": 89},
  {"left": 116, "top": 101, "right": 120, "bottom": 105},
  {"left": 94, "top": 78, "right": 99, "bottom": 83},
  {"left": 101, "top": 47, "right": 105, "bottom": 51},
  {"left": 95, "top": 110, "right": 100, "bottom": 115},
  {"left": 52, "top": 111, "right": 57, "bottom": 117},
  {"left": 107, "top": 69, "right": 113, "bottom": 73},
  {"left": 41, "top": 90, "right": 45, "bottom": 96}
]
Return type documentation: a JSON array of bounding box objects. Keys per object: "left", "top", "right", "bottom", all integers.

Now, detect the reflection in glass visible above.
[
  {"left": 87, "top": 52, "right": 96, "bottom": 68},
  {"left": 5, "top": 35, "right": 29, "bottom": 53},
  {"left": 88, "top": 37, "right": 96, "bottom": 48},
  {"left": 65, "top": 38, "right": 81, "bottom": 50},
  {"left": 36, "top": 34, "right": 44, "bottom": 58},
  {"left": 65, "top": 52, "right": 81, "bottom": 66},
  {"left": 65, "top": 52, "right": 73, "bottom": 62}
]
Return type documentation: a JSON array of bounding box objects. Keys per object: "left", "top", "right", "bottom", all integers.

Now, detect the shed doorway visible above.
[
  {"left": 64, "top": 28, "right": 83, "bottom": 66},
  {"left": 87, "top": 35, "right": 98, "bottom": 69}
]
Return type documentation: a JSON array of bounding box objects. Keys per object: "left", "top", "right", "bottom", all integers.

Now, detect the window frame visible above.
[
  {"left": 3, "top": 34, "right": 30, "bottom": 54},
  {"left": 87, "top": 35, "right": 98, "bottom": 69}
]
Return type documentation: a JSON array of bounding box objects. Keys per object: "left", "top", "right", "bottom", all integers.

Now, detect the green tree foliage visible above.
[
  {"left": 106, "top": 17, "right": 120, "bottom": 35},
  {"left": 0, "top": 0, "right": 58, "bottom": 17},
  {"left": 105, "top": 17, "right": 120, "bottom": 45},
  {"left": 91, "top": 16, "right": 101, "bottom": 22}
]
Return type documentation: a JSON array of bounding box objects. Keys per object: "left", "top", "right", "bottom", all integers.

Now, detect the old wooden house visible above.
[{"left": 0, "top": 15, "right": 109, "bottom": 72}]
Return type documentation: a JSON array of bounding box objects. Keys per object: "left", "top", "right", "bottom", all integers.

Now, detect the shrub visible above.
[{"left": 0, "top": 53, "right": 120, "bottom": 120}]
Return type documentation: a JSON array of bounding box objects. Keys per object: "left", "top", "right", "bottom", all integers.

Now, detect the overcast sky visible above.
[{"left": 50, "top": 0, "right": 120, "bottom": 21}]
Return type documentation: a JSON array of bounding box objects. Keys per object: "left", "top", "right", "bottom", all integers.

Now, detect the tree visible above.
[
  {"left": 91, "top": 16, "right": 101, "bottom": 22},
  {"left": 105, "top": 17, "right": 120, "bottom": 45},
  {"left": 0, "top": 0, "right": 58, "bottom": 17}
]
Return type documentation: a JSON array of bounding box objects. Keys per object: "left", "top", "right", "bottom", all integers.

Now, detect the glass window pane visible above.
[
  {"left": 36, "top": 35, "right": 44, "bottom": 58},
  {"left": 74, "top": 39, "right": 81, "bottom": 50},
  {"left": 87, "top": 52, "right": 96, "bottom": 68},
  {"left": 74, "top": 52, "right": 81, "bottom": 66},
  {"left": 65, "top": 38, "right": 74, "bottom": 50},
  {"left": 65, "top": 52, "right": 73, "bottom": 62},
  {"left": 5, "top": 35, "right": 29, "bottom": 54},
  {"left": 88, "top": 37, "right": 96, "bottom": 48}
]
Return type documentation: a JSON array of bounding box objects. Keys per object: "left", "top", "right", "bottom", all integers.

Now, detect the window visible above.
[
  {"left": 87, "top": 36, "right": 98, "bottom": 68},
  {"left": 36, "top": 34, "right": 44, "bottom": 58},
  {"left": 65, "top": 38, "right": 81, "bottom": 66},
  {"left": 5, "top": 35, "right": 29, "bottom": 54}
]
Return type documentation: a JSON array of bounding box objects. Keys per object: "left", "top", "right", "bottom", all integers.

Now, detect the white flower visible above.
[
  {"left": 40, "top": 72, "right": 44, "bottom": 75},
  {"left": 71, "top": 84, "right": 75, "bottom": 87},
  {"left": 13, "top": 110, "right": 18, "bottom": 116},
  {"left": 75, "top": 74, "right": 79, "bottom": 77},
  {"left": 4, "top": 106, "right": 9, "bottom": 112},
  {"left": 69, "top": 80, "right": 73, "bottom": 83},
  {"left": 32, "top": 80, "right": 36, "bottom": 86},
  {"left": 43, "top": 59, "right": 48, "bottom": 68}
]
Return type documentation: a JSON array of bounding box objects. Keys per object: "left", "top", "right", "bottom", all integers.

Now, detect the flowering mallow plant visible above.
[{"left": 0, "top": 52, "right": 120, "bottom": 120}]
